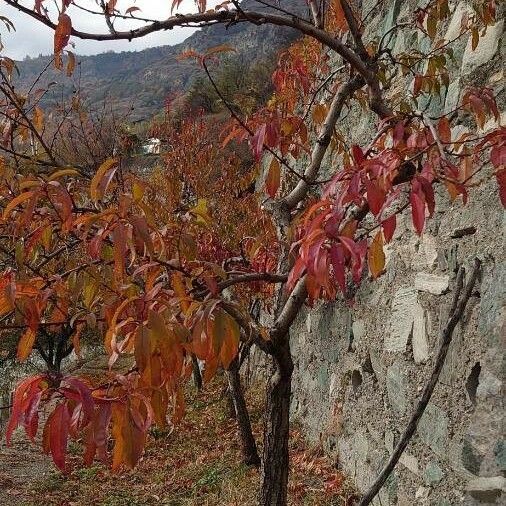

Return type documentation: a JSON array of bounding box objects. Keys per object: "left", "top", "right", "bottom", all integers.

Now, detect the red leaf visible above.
[
  {"left": 64, "top": 377, "right": 95, "bottom": 427},
  {"left": 496, "top": 167, "right": 506, "bottom": 208},
  {"left": 6, "top": 375, "right": 45, "bottom": 445},
  {"left": 490, "top": 145, "right": 505, "bottom": 169},
  {"left": 287, "top": 256, "right": 306, "bottom": 291},
  {"left": 49, "top": 403, "right": 71, "bottom": 472},
  {"left": 250, "top": 124, "right": 266, "bottom": 161},
  {"left": 393, "top": 121, "right": 405, "bottom": 147},
  {"left": 418, "top": 176, "right": 435, "bottom": 216},
  {"left": 381, "top": 215, "right": 396, "bottom": 243},
  {"left": 265, "top": 121, "right": 280, "bottom": 148},
  {"left": 329, "top": 243, "right": 346, "bottom": 292},
  {"left": 364, "top": 179, "right": 385, "bottom": 216},
  {"left": 351, "top": 145, "right": 365, "bottom": 166},
  {"left": 84, "top": 402, "right": 112, "bottom": 465},
  {"left": 410, "top": 189, "right": 425, "bottom": 235},
  {"left": 413, "top": 75, "right": 423, "bottom": 96}
]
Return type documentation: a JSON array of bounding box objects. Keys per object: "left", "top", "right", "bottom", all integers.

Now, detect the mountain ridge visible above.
[{"left": 15, "top": 0, "right": 307, "bottom": 121}]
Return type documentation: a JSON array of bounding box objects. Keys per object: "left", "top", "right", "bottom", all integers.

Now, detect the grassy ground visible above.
[{"left": 3, "top": 376, "right": 356, "bottom": 505}]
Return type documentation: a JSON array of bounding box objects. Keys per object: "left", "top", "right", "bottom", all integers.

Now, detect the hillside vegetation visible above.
[{"left": 14, "top": 0, "right": 304, "bottom": 120}]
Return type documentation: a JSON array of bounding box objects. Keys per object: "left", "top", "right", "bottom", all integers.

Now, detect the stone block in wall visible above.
[
  {"left": 424, "top": 461, "right": 444, "bottom": 486},
  {"left": 386, "top": 287, "right": 417, "bottom": 352},
  {"left": 369, "top": 348, "right": 386, "bottom": 383},
  {"left": 413, "top": 303, "right": 429, "bottom": 363},
  {"left": 462, "top": 19, "right": 504, "bottom": 74},
  {"left": 415, "top": 272, "right": 450, "bottom": 294},
  {"left": 399, "top": 452, "right": 420, "bottom": 475},
  {"left": 465, "top": 476, "right": 506, "bottom": 502},
  {"left": 461, "top": 438, "right": 483, "bottom": 475},
  {"left": 381, "top": 0, "right": 403, "bottom": 49},
  {"left": 386, "top": 361, "right": 409, "bottom": 415},
  {"left": 494, "top": 440, "right": 506, "bottom": 472},
  {"left": 418, "top": 403, "right": 449, "bottom": 456}
]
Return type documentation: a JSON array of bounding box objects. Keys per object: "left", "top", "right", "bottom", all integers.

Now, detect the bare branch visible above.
[
  {"left": 271, "top": 276, "right": 308, "bottom": 341},
  {"left": 358, "top": 259, "right": 481, "bottom": 506},
  {"left": 340, "top": 0, "right": 368, "bottom": 59},
  {"left": 218, "top": 272, "right": 288, "bottom": 292},
  {"left": 4, "top": 1, "right": 374, "bottom": 85},
  {"left": 283, "top": 74, "right": 364, "bottom": 210}
]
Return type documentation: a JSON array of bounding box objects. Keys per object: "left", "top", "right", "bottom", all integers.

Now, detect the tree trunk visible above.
[
  {"left": 227, "top": 357, "right": 261, "bottom": 467},
  {"left": 191, "top": 354, "right": 203, "bottom": 391},
  {"left": 260, "top": 337, "right": 293, "bottom": 506}
]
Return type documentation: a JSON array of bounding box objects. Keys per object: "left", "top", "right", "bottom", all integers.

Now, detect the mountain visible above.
[{"left": 14, "top": 0, "right": 307, "bottom": 121}]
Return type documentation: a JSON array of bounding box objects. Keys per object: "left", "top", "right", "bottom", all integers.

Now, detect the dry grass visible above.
[{"left": 12, "top": 376, "right": 356, "bottom": 505}]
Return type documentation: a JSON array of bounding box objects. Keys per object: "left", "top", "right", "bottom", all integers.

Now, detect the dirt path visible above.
[{"left": 0, "top": 432, "right": 51, "bottom": 505}]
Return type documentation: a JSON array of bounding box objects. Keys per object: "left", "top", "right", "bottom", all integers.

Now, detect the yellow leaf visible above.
[
  {"left": 48, "top": 168, "right": 80, "bottom": 181},
  {"left": 132, "top": 180, "right": 145, "bottom": 201},
  {"left": 2, "top": 191, "right": 35, "bottom": 221},
  {"left": 90, "top": 158, "right": 118, "bottom": 203},
  {"left": 33, "top": 107, "right": 44, "bottom": 132},
  {"left": 17, "top": 328, "right": 37, "bottom": 361},
  {"left": 368, "top": 230, "right": 385, "bottom": 279},
  {"left": 190, "top": 198, "right": 211, "bottom": 227}
]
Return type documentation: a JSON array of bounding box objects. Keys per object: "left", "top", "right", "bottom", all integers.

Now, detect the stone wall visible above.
[{"left": 286, "top": 1, "right": 504, "bottom": 504}]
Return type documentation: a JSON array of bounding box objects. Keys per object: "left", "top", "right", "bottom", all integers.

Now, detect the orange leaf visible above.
[
  {"left": 90, "top": 158, "right": 118, "bottom": 203},
  {"left": 172, "top": 271, "right": 190, "bottom": 314},
  {"left": 54, "top": 13, "right": 72, "bottom": 54},
  {"left": 33, "top": 106, "right": 44, "bottom": 132},
  {"left": 112, "top": 221, "right": 127, "bottom": 283},
  {"left": 17, "top": 327, "right": 37, "bottom": 361},
  {"left": 2, "top": 191, "right": 36, "bottom": 220},
  {"left": 438, "top": 117, "right": 451, "bottom": 143},
  {"left": 220, "top": 313, "right": 240, "bottom": 369},
  {"left": 265, "top": 158, "right": 280, "bottom": 198},
  {"left": 66, "top": 50, "right": 76, "bottom": 77},
  {"left": 368, "top": 230, "right": 385, "bottom": 279}
]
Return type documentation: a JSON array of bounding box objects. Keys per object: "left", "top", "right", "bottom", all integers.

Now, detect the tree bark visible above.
[
  {"left": 227, "top": 357, "right": 261, "bottom": 467},
  {"left": 260, "top": 337, "right": 293, "bottom": 506},
  {"left": 191, "top": 354, "right": 203, "bottom": 391}
]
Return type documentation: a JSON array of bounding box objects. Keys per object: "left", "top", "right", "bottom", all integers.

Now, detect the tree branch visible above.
[
  {"left": 283, "top": 74, "right": 364, "bottom": 210},
  {"left": 340, "top": 0, "right": 368, "bottom": 60},
  {"left": 4, "top": 1, "right": 374, "bottom": 85},
  {"left": 271, "top": 275, "right": 308, "bottom": 341},
  {"left": 218, "top": 272, "right": 288, "bottom": 292},
  {"left": 358, "top": 259, "right": 481, "bottom": 505}
]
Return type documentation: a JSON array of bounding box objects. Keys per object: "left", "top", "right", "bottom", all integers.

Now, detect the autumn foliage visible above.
[{"left": 0, "top": 1, "right": 504, "bottom": 504}]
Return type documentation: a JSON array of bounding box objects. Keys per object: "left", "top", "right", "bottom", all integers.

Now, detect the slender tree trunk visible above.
[
  {"left": 191, "top": 354, "right": 203, "bottom": 391},
  {"left": 227, "top": 357, "right": 261, "bottom": 467},
  {"left": 260, "top": 337, "right": 293, "bottom": 506}
]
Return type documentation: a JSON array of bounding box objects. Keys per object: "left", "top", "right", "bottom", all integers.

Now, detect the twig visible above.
[
  {"left": 201, "top": 60, "right": 305, "bottom": 182},
  {"left": 358, "top": 258, "right": 481, "bottom": 505}
]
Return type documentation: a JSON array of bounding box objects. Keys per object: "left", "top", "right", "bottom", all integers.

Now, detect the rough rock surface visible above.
[{"left": 285, "top": 1, "right": 505, "bottom": 504}]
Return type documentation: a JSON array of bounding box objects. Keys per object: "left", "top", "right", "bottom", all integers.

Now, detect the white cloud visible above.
[{"left": 0, "top": 0, "right": 215, "bottom": 59}]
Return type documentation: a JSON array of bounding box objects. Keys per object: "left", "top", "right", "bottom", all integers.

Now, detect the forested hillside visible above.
[{"left": 14, "top": 0, "right": 304, "bottom": 120}]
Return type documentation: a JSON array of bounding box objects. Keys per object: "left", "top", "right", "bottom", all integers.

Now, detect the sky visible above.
[{"left": 0, "top": 0, "right": 217, "bottom": 60}]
